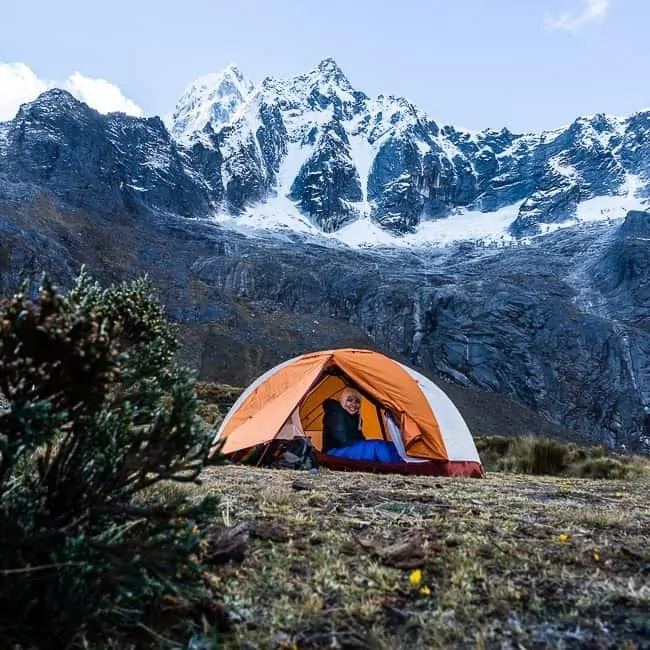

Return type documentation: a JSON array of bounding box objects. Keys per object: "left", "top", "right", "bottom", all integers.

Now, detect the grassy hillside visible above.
[{"left": 193, "top": 465, "right": 649, "bottom": 649}]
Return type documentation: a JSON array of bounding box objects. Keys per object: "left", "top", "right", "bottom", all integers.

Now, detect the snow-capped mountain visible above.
[
  {"left": 1, "top": 59, "right": 650, "bottom": 451},
  {"left": 168, "top": 58, "right": 649, "bottom": 243},
  {"left": 171, "top": 64, "right": 254, "bottom": 144}
]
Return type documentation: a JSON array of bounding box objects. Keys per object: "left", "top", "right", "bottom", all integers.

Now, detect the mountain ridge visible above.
[
  {"left": 1, "top": 60, "right": 650, "bottom": 451},
  {"left": 165, "top": 58, "right": 649, "bottom": 243}
]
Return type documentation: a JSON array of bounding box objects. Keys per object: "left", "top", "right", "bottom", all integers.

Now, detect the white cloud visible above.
[
  {"left": 546, "top": 0, "right": 610, "bottom": 31},
  {"left": 0, "top": 62, "right": 47, "bottom": 121},
  {"left": 0, "top": 61, "right": 143, "bottom": 121},
  {"left": 63, "top": 72, "right": 143, "bottom": 117}
]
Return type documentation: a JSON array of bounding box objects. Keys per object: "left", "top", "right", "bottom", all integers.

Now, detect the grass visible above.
[
  {"left": 475, "top": 435, "right": 649, "bottom": 479},
  {"left": 181, "top": 386, "right": 650, "bottom": 648},
  {"left": 191, "top": 464, "right": 650, "bottom": 650}
]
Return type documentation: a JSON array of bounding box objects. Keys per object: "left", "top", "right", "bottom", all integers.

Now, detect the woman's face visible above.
[{"left": 342, "top": 394, "right": 361, "bottom": 415}]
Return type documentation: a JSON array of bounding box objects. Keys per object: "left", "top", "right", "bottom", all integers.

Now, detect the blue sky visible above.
[{"left": 1, "top": 0, "right": 648, "bottom": 132}]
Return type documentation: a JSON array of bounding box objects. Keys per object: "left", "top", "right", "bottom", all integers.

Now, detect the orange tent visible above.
[{"left": 210, "top": 349, "right": 484, "bottom": 477}]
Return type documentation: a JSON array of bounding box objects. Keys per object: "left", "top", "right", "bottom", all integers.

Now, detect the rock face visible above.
[
  {"left": 590, "top": 210, "right": 650, "bottom": 328},
  {"left": 1, "top": 60, "right": 650, "bottom": 452},
  {"left": 0, "top": 90, "right": 223, "bottom": 218}
]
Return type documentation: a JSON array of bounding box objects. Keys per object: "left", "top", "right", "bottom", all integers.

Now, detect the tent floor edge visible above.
[{"left": 315, "top": 453, "right": 485, "bottom": 478}]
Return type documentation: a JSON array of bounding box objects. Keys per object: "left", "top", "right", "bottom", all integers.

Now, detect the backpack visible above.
[
  {"left": 231, "top": 437, "right": 318, "bottom": 471},
  {"left": 265, "top": 438, "right": 319, "bottom": 470}
]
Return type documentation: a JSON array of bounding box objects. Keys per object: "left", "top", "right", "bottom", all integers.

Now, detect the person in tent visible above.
[
  {"left": 322, "top": 388, "right": 365, "bottom": 451},
  {"left": 322, "top": 388, "right": 402, "bottom": 463}
]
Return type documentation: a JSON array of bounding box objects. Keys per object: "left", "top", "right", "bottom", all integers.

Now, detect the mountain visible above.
[
  {"left": 168, "top": 57, "right": 649, "bottom": 241},
  {"left": 1, "top": 59, "right": 650, "bottom": 452},
  {"left": 170, "top": 64, "right": 254, "bottom": 144}
]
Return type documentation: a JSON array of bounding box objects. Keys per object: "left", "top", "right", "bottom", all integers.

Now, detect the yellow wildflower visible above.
[
  {"left": 614, "top": 492, "right": 623, "bottom": 498},
  {"left": 409, "top": 569, "right": 422, "bottom": 586},
  {"left": 419, "top": 585, "right": 431, "bottom": 596},
  {"left": 593, "top": 552, "right": 600, "bottom": 561},
  {"left": 558, "top": 533, "right": 569, "bottom": 543}
]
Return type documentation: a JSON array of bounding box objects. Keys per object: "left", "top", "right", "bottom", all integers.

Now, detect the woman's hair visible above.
[{"left": 339, "top": 387, "right": 362, "bottom": 408}]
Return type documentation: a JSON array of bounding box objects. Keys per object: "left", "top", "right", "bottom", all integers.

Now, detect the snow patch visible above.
[
  {"left": 575, "top": 174, "right": 647, "bottom": 223},
  {"left": 212, "top": 194, "right": 319, "bottom": 236},
  {"left": 531, "top": 175, "right": 648, "bottom": 238},
  {"left": 548, "top": 154, "right": 578, "bottom": 179},
  {"left": 400, "top": 203, "right": 520, "bottom": 247},
  {"left": 346, "top": 128, "right": 376, "bottom": 211},
  {"left": 212, "top": 198, "right": 522, "bottom": 250},
  {"left": 278, "top": 140, "right": 315, "bottom": 189}
]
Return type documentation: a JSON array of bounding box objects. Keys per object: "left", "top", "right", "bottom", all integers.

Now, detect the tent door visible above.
[{"left": 377, "top": 404, "right": 388, "bottom": 441}]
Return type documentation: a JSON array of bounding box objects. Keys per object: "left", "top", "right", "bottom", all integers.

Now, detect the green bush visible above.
[
  {"left": 476, "top": 434, "right": 649, "bottom": 479},
  {"left": 497, "top": 437, "right": 578, "bottom": 475},
  {"left": 477, "top": 436, "right": 570, "bottom": 475},
  {"left": 570, "top": 457, "right": 633, "bottom": 480},
  {"left": 0, "top": 273, "right": 220, "bottom": 648}
]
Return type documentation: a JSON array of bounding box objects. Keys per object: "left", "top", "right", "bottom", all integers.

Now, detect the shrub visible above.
[
  {"left": 570, "top": 457, "right": 633, "bottom": 480},
  {"left": 478, "top": 436, "right": 570, "bottom": 475},
  {"left": 473, "top": 436, "right": 513, "bottom": 472},
  {"left": 0, "top": 273, "right": 220, "bottom": 648},
  {"left": 477, "top": 434, "right": 649, "bottom": 479}
]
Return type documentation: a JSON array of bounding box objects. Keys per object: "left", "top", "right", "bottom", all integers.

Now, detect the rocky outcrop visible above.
[
  {"left": 590, "top": 210, "right": 650, "bottom": 328},
  {"left": 0, "top": 90, "right": 223, "bottom": 218},
  {"left": 290, "top": 121, "right": 362, "bottom": 231}
]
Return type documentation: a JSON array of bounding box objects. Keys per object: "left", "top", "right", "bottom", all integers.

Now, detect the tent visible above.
[{"left": 210, "top": 348, "right": 484, "bottom": 477}]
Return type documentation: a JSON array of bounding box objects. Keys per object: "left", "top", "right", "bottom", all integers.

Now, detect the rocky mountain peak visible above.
[
  {"left": 258, "top": 57, "right": 364, "bottom": 115},
  {"left": 14, "top": 88, "right": 93, "bottom": 121},
  {"left": 170, "top": 64, "right": 255, "bottom": 143},
  {"left": 165, "top": 58, "right": 650, "bottom": 239},
  {"left": 314, "top": 57, "right": 352, "bottom": 86}
]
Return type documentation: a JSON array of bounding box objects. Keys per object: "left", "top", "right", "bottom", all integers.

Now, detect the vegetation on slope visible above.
[{"left": 0, "top": 274, "right": 220, "bottom": 648}]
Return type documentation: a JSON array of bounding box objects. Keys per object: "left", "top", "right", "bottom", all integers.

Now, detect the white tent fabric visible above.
[
  {"left": 277, "top": 407, "right": 305, "bottom": 440},
  {"left": 383, "top": 413, "right": 430, "bottom": 463},
  {"left": 398, "top": 363, "right": 481, "bottom": 463}
]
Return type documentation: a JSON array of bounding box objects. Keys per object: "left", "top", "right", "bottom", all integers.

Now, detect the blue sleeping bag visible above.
[{"left": 326, "top": 440, "right": 403, "bottom": 464}]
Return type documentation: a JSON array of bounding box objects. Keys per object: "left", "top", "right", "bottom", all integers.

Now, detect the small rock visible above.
[
  {"left": 376, "top": 534, "right": 426, "bottom": 569},
  {"left": 203, "top": 521, "right": 249, "bottom": 565},
  {"left": 250, "top": 520, "right": 290, "bottom": 543},
  {"left": 292, "top": 478, "right": 314, "bottom": 491}
]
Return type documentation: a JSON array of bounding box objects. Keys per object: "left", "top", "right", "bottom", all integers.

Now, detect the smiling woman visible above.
[
  {"left": 322, "top": 388, "right": 365, "bottom": 451},
  {"left": 322, "top": 385, "right": 404, "bottom": 465}
]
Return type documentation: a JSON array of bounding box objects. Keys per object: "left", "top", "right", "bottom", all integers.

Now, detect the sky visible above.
[{"left": 0, "top": 0, "right": 648, "bottom": 133}]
